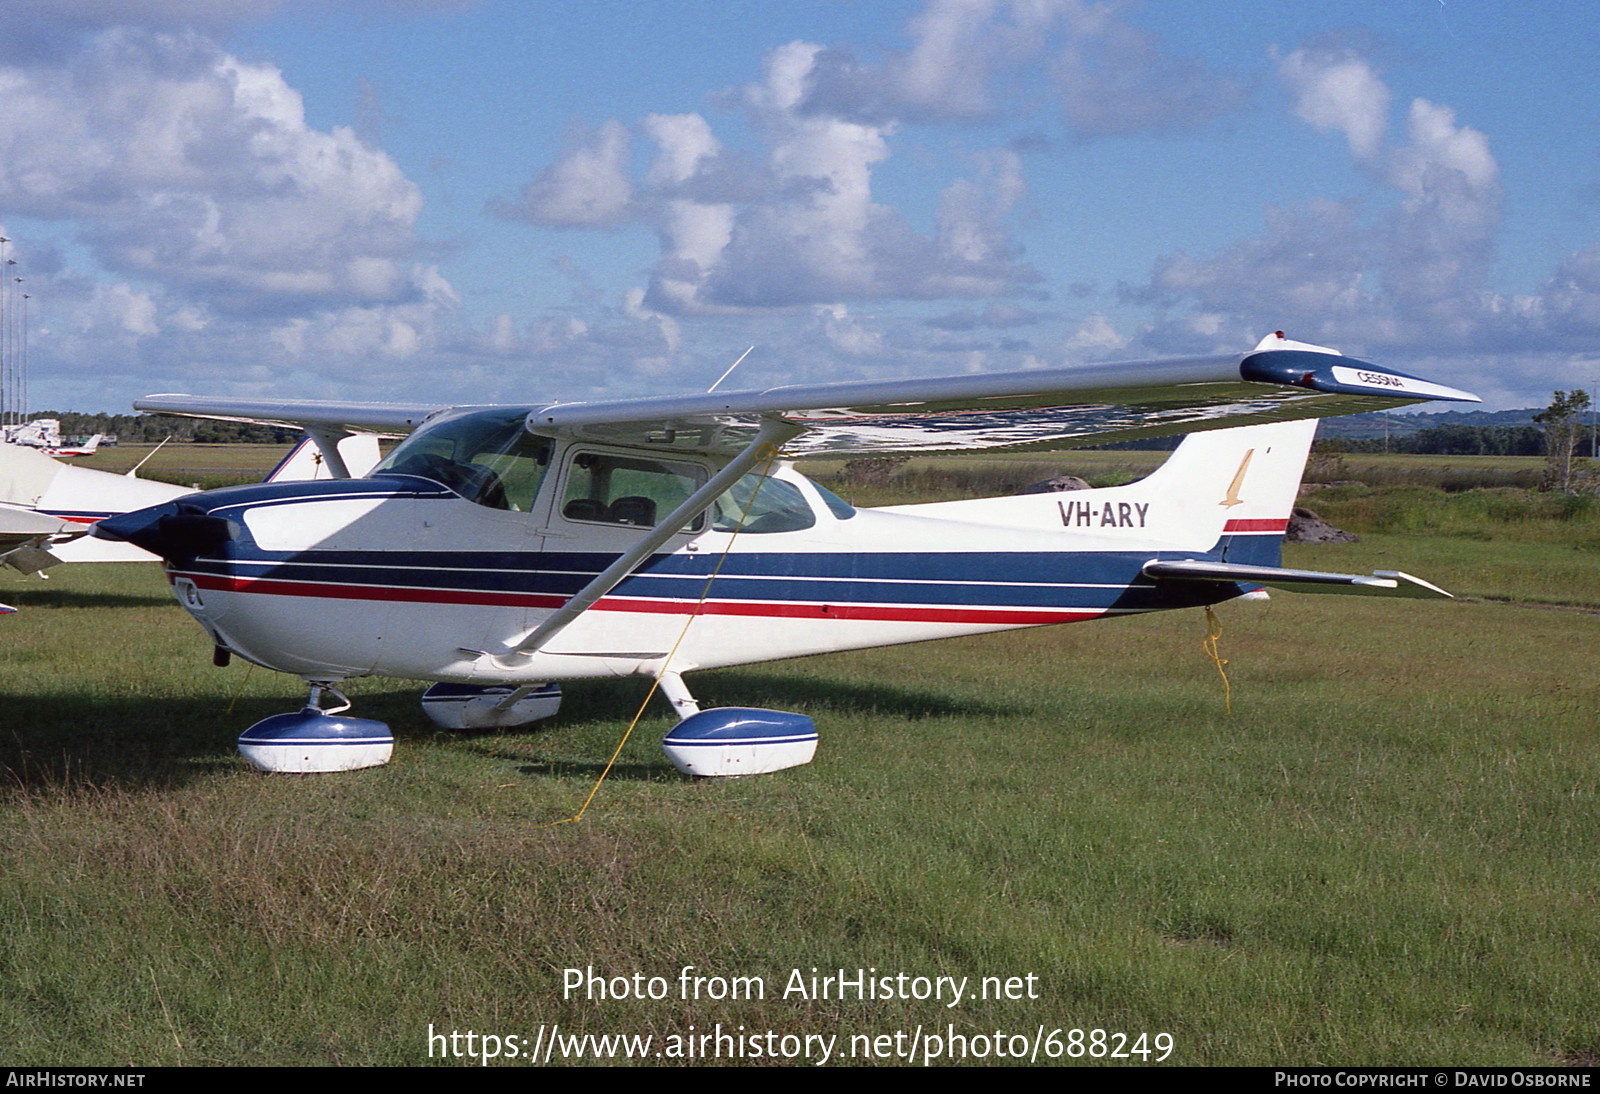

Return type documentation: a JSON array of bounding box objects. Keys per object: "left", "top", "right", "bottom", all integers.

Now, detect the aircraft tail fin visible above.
[
  {"left": 882, "top": 418, "right": 1319, "bottom": 558},
  {"left": 1142, "top": 417, "right": 1319, "bottom": 565}
]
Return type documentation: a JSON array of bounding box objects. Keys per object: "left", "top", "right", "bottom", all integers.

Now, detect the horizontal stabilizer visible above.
[
  {"left": 0, "top": 504, "right": 77, "bottom": 538},
  {"left": 1, "top": 543, "right": 63, "bottom": 574},
  {"left": 1143, "top": 559, "right": 1452, "bottom": 599}
]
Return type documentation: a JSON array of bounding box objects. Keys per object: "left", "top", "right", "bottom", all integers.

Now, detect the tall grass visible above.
[
  {"left": 1294, "top": 486, "right": 1600, "bottom": 608},
  {"left": 1307, "top": 485, "right": 1600, "bottom": 541},
  {"left": 2, "top": 468, "right": 1597, "bottom": 1066}
]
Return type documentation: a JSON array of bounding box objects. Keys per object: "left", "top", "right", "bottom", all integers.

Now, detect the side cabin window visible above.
[
  {"left": 561, "top": 452, "right": 706, "bottom": 529},
  {"left": 556, "top": 455, "right": 826, "bottom": 536},
  {"left": 371, "top": 409, "right": 551, "bottom": 511}
]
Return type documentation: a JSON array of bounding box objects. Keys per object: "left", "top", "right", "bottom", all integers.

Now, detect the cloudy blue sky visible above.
[{"left": 2, "top": 0, "right": 1598, "bottom": 413}]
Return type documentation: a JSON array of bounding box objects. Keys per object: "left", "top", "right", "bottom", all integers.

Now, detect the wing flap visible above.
[
  {"left": 1143, "top": 559, "right": 1453, "bottom": 599},
  {"left": 0, "top": 503, "right": 78, "bottom": 540}
]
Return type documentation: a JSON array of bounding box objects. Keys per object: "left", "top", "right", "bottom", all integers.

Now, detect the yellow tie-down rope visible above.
[
  {"left": 541, "top": 442, "right": 786, "bottom": 828},
  {"left": 1201, "top": 604, "right": 1231, "bottom": 715}
]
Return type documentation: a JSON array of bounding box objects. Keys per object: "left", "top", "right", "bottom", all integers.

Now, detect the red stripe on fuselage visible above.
[
  {"left": 599, "top": 595, "right": 1100, "bottom": 626},
  {"left": 1222, "top": 518, "right": 1288, "bottom": 532},
  {"left": 183, "top": 571, "right": 568, "bottom": 610}
]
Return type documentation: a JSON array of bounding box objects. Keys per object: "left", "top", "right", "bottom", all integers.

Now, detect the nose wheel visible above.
[{"left": 236, "top": 679, "right": 394, "bottom": 773}]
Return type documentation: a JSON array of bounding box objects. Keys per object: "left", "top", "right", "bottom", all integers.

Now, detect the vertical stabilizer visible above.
[{"left": 883, "top": 418, "right": 1318, "bottom": 559}]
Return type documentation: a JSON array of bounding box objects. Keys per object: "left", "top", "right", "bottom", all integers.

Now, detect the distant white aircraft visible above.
[
  {"left": 40, "top": 433, "right": 105, "bottom": 458},
  {"left": 2, "top": 434, "right": 380, "bottom": 571},
  {"left": 1, "top": 443, "right": 193, "bottom": 571},
  {"left": 100, "top": 333, "right": 1477, "bottom": 776}
]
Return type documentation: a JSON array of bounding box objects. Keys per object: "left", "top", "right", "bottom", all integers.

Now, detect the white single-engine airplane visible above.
[
  {"left": 41, "top": 434, "right": 106, "bottom": 458},
  {"left": 97, "top": 334, "right": 1478, "bottom": 776},
  {"left": 1, "top": 442, "right": 194, "bottom": 571},
  {"left": 1, "top": 434, "right": 380, "bottom": 571}
]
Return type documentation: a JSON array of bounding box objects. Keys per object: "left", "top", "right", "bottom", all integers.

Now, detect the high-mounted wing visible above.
[
  {"left": 131, "top": 396, "right": 448, "bottom": 480},
  {"left": 531, "top": 333, "right": 1476, "bottom": 455},
  {"left": 130, "top": 396, "right": 446, "bottom": 436},
  {"left": 133, "top": 334, "right": 1478, "bottom": 455}
]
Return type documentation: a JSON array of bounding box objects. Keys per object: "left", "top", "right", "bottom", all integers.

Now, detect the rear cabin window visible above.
[
  {"left": 811, "top": 481, "right": 857, "bottom": 520},
  {"left": 711, "top": 474, "right": 816, "bottom": 533},
  {"left": 372, "top": 409, "right": 551, "bottom": 510},
  {"left": 561, "top": 452, "right": 706, "bottom": 529}
]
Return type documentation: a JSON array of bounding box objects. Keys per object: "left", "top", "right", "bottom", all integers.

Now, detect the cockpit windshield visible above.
[{"left": 371, "top": 408, "right": 550, "bottom": 510}]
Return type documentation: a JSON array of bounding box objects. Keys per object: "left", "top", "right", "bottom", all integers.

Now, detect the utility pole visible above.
[
  {"left": 20, "top": 292, "right": 27, "bottom": 426},
  {"left": 7, "top": 272, "right": 20, "bottom": 430},
  {"left": 0, "top": 236, "right": 9, "bottom": 431}
]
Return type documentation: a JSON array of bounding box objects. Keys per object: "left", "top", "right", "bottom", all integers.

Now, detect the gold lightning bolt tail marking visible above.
[{"left": 1219, "top": 448, "right": 1254, "bottom": 508}]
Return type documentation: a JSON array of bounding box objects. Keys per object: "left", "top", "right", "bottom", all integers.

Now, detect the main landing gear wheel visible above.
[
  {"left": 237, "top": 681, "right": 394, "bottom": 774},
  {"left": 656, "top": 673, "right": 818, "bottom": 777}
]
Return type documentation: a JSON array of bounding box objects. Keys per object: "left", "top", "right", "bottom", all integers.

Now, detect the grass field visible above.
[
  {"left": 72, "top": 443, "right": 304, "bottom": 491},
  {"left": 1, "top": 451, "right": 1597, "bottom": 1066}
]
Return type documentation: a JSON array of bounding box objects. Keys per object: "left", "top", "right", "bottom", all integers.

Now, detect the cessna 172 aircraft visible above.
[{"left": 96, "top": 334, "right": 1477, "bottom": 775}]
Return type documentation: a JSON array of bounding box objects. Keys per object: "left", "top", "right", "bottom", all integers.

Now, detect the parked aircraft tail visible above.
[{"left": 884, "top": 418, "right": 1318, "bottom": 563}]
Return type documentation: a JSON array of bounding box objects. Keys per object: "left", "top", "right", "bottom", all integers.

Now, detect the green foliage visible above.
[
  {"left": 1307, "top": 484, "right": 1600, "bottom": 538},
  {"left": 1533, "top": 390, "right": 1595, "bottom": 494},
  {"left": 1329, "top": 424, "right": 1544, "bottom": 457},
  {"left": 29, "top": 411, "right": 297, "bottom": 445}
]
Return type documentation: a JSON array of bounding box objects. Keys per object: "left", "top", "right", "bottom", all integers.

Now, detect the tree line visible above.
[
  {"left": 29, "top": 411, "right": 297, "bottom": 445},
  {"left": 1319, "top": 424, "right": 1548, "bottom": 457}
]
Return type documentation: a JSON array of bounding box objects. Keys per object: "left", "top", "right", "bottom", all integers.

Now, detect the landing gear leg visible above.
[
  {"left": 304, "top": 680, "right": 353, "bottom": 716},
  {"left": 657, "top": 671, "right": 702, "bottom": 718}
]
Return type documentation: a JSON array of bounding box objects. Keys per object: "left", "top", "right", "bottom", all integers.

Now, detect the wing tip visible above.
[{"left": 1241, "top": 340, "right": 1480, "bottom": 405}]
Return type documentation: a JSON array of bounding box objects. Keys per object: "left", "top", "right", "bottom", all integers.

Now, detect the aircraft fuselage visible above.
[{"left": 105, "top": 418, "right": 1300, "bottom": 687}]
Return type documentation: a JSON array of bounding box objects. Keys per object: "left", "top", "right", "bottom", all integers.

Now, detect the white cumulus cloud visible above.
[
  {"left": 1276, "top": 47, "right": 1391, "bottom": 160},
  {"left": 494, "top": 119, "right": 634, "bottom": 229},
  {"left": 0, "top": 29, "right": 437, "bottom": 314}
]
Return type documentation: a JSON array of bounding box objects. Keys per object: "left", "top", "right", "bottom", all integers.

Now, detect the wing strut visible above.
[
  {"left": 483, "top": 416, "right": 804, "bottom": 674},
  {"left": 304, "top": 426, "right": 354, "bottom": 479}
]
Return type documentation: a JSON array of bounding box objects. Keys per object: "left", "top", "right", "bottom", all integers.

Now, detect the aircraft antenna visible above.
[
  {"left": 707, "top": 346, "right": 755, "bottom": 393},
  {"left": 126, "top": 434, "right": 173, "bottom": 478}
]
